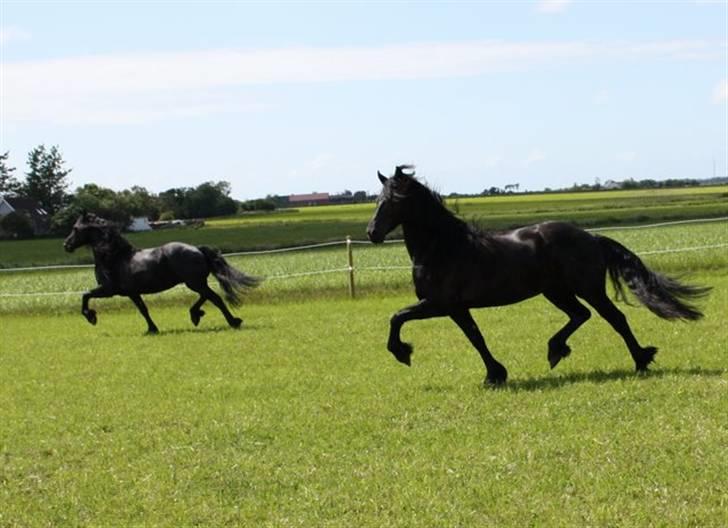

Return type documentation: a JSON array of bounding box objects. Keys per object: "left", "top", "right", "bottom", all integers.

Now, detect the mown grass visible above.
[
  {"left": 1, "top": 197, "right": 726, "bottom": 526},
  {"left": 1, "top": 272, "right": 726, "bottom": 526},
  {"left": 1, "top": 186, "right": 726, "bottom": 268}
]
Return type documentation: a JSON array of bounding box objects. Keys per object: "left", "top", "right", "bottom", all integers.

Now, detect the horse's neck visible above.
[
  {"left": 402, "top": 202, "right": 467, "bottom": 263},
  {"left": 91, "top": 234, "right": 135, "bottom": 268}
]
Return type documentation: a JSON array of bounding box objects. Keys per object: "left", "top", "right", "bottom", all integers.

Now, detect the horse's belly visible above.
[
  {"left": 416, "top": 265, "right": 543, "bottom": 307},
  {"left": 468, "top": 288, "right": 540, "bottom": 308},
  {"left": 119, "top": 269, "right": 180, "bottom": 294}
]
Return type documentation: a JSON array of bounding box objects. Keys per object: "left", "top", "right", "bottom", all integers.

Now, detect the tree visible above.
[
  {"left": 0, "top": 211, "right": 34, "bottom": 239},
  {"left": 52, "top": 183, "right": 165, "bottom": 234},
  {"left": 0, "top": 151, "right": 21, "bottom": 196},
  {"left": 120, "top": 186, "right": 161, "bottom": 220},
  {"left": 23, "top": 145, "right": 72, "bottom": 215},
  {"left": 159, "top": 181, "right": 237, "bottom": 219}
]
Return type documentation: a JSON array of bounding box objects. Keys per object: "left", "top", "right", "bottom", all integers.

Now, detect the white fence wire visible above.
[{"left": 1, "top": 217, "right": 726, "bottom": 299}]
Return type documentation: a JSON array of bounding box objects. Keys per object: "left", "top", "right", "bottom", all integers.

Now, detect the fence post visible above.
[{"left": 346, "top": 236, "right": 355, "bottom": 298}]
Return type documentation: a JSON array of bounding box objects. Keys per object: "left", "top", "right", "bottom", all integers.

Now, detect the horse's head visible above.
[
  {"left": 63, "top": 212, "right": 110, "bottom": 252},
  {"left": 367, "top": 164, "right": 417, "bottom": 244}
]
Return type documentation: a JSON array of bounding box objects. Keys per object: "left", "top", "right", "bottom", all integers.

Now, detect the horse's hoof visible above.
[
  {"left": 635, "top": 346, "right": 657, "bottom": 372},
  {"left": 389, "top": 342, "right": 413, "bottom": 366},
  {"left": 548, "top": 343, "right": 571, "bottom": 369},
  {"left": 191, "top": 309, "right": 205, "bottom": 326},
  {"left": 146, "top": 327, "right": 159, "bottom": 335},
  {"left": 484, "top": 363, "right": 508, "bottom": 386},
  {"left": 85, "top": 310, "right": 97, "bottom": 326},
  {"left": 230, "top": 317, "right": 243, "bottom": 329}
]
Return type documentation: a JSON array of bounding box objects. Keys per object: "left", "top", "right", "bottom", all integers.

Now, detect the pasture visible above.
[
  {"left": 0, "top": 185, "right": 726, "bottom": 269},
  {"left": 1, "top": 202, "right": 727, "bottom": 525}
]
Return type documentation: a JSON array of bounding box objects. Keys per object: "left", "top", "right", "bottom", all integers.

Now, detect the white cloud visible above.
[
  {"left": 523, "top": 149, "right": 546, "bottom": 166},
  {"left": 535, "top": 0, "right": 573, "bottom": 14},
  {"left": 712, "top": 80, "right": 728, "bottom": 104},
  {"left": 0, "top": 27, "right": 30, "bottom": 44},
  {"left": 1, "top": 38, "right": 721, "bottom": 125}
]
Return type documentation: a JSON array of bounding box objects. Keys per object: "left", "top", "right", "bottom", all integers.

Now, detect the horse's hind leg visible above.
[
  {"left": 543, "top": 291, "right": 591, "bottom": 369},
  {"left": 200, "top": 284, "right": 242, "bottom": 328},
  {"left": 129, "top": 294, "right": 159, "bottom": 334},
  {"left": 189, "top": 295, "right": 206, "bottom": 326},
  {"left": 450, "top": 308, "right": 508, "bottom": 385},
  {"left": 583, "top": 291, "right": 656, "bottom": 371}
]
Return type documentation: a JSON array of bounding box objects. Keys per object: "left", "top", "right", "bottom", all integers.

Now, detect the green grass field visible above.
[
  {"left": 2, "top": 275, "right": 726, "bottom": 526},
  {"left": 1, "top": 191, "right": 727, "bottom": 526}
]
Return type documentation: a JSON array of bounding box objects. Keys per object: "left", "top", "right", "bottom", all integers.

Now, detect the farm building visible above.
[
  {"left": 0, "top": 195, "right": 51, "bottom": 236},
  {"left": 288, "top": 192, "right": 330, "bottom": 207}
]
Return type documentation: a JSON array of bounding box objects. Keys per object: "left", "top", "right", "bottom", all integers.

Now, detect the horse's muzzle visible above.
[{"left": 367, "top": 229, "right": 384, "bottom": 244}]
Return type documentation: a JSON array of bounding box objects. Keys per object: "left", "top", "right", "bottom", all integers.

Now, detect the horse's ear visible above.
[
  {"left": 395, "top": 164, "right": 415, "bottom": 178},
  {"left": 378, "top": 171, "right": 388, "bottom": 185}
]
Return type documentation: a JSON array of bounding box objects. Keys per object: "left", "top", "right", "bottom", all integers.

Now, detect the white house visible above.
[{"left": 127, "top": 216, "right": 152, "bottom": 232}]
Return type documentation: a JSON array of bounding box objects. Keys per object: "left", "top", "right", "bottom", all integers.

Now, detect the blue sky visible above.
[{"left": 1, "top": 1, "right": 725, "bottom": 200}]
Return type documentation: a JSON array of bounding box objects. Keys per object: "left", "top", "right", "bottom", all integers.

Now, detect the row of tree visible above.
[
  {"left": 0, "top": 146, "right": 241, "bottom": 237},
  {"left": 1, "top": 147, "right": 71, "bottom": 216}
]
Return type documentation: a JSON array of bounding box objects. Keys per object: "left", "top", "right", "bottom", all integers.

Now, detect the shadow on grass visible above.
[
  {"left": 153, "top": 323, "right": 266, "bottom": 336},
  {"left": 505, "top": 366, "right": 726, "bottom": 392}
]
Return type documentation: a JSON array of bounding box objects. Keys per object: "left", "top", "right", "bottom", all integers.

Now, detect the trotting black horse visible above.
[
  {"left": 367, "top": 165, "right": 710, "bottom": 385},
  {"left": 64, "top": 212, "right": 260, "bottom": 333}
]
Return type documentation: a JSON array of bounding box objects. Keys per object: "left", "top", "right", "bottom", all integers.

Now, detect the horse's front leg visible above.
[
  {"left": 81, "top": 286, "right": 114, "bottom": 325},
  {"left": 450, "top": 308, "right": 508, "bottom": 386},
  {"left": 129, "top": 294, "right": 160, "bottom": 334},
  {"left": 387, "top": 299, "right": 446, "bottom": 366}
]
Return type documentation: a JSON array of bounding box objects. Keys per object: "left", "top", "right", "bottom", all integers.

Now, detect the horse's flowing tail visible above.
[
  {"left": 199, "top": 246, "right": 262, "bottom": 305},
  {"left": 597, "top": 235, "right": 710, "bottom": 321}
]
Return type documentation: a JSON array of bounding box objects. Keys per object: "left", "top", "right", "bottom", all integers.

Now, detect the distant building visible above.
[
  {"left": 602, "top": 180, "right": 622, "bottom": 190},
  {"left": 288, "top": 192, "right": 330, "bottom": 206},
  {"left": 0, "top": 195, "right": 51, "bottom": 235},
  {"left": 127, "top": 216, "right": 152, "bottom": 232}
]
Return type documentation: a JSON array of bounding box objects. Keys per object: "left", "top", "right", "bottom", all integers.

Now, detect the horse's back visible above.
[
  {"left": 125, "top": 242, "right": 208, "bottom": 293},
  {"left": 158, "top": 242, "right": 210, "bottom": 277},
  {"left": 438, "top": 221, "right": 604, "bottom": 306}
]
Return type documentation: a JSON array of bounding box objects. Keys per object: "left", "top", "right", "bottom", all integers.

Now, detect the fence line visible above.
[
  {"left": 585, "top": 216, "right": 728, "bottom": 232},
  {"left": 1, "top": 241, "right": 726, "bottom": 299}
]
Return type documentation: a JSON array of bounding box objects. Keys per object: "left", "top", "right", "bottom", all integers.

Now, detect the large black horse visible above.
[
  {"left": 64, "top": 212, "right": 260, "bottom": 333},
  {"left": 367, "top": 165, "right": 710, "bottom": 385}
]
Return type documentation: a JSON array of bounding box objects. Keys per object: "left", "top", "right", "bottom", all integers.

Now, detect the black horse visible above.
[
  {"left": 367, "top": 165, "right": 710, "bottom": 385},
  {"left": 64, "top": 212, "right": 260, "bottom": 333}
]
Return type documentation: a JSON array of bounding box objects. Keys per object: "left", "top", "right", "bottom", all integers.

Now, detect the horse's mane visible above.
[
  {"left": 389, "top": 166, "right": 471, "bottom": 233},
  {"left": 85, "top": 216, "right": 136, "bottom": 260}
]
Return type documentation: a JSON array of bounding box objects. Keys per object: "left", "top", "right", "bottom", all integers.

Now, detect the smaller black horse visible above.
[
  {"left": 367, "top": 165, "right": 710, "bottom": 385},
  {"left": 64, "top": 212, "right": 260, "bottom": 333}
]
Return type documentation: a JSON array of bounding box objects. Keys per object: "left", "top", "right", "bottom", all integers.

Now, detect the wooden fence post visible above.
[{"left": 346, "top": 236, "right": 355, "bottom": 298}]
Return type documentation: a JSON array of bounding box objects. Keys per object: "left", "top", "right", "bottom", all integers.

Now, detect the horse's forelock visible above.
[{"left": 394, "top": 164, "right": 416, "bottom": 178}]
